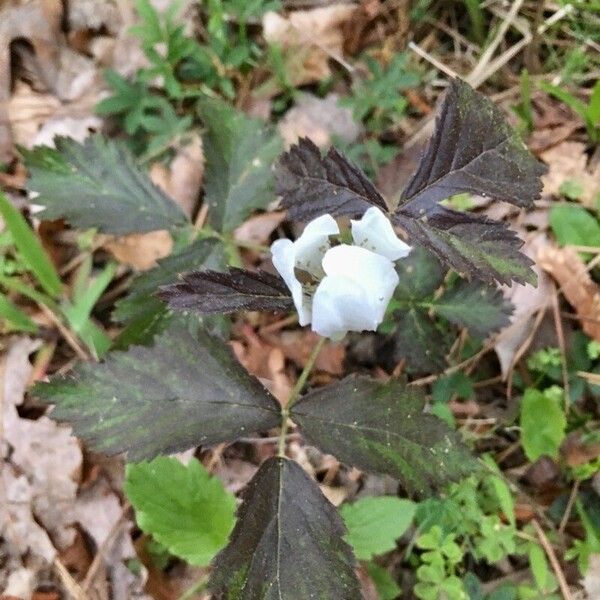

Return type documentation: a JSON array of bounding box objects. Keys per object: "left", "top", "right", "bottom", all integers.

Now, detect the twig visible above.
[
  {"left": 38, "top": 303, "right": 90, "bottom": 361},
  {"left": 468, "top": 0, "right": 526, "bottom": 85},
  {"left": 558, "top": 479, "right": 580, "bottom": 535},
  {"left": 531, "top": 519, "right": 573, "bottom": 600},
  {"left": 551, "top": 282, "right": 571, "bottom": 409},
  {"left": 82, "top": 502, "right": 131, "bottom": 591},
  {"left": 408, "top": 41, "right": 459, "bottom": 78},
  {"left": 53, "top": 557, "right": 88, "bottom": 600}
]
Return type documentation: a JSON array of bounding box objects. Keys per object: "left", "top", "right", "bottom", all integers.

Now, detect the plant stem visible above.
[{"left": 277, "top": 336, "right": 326, "bottom": 458}]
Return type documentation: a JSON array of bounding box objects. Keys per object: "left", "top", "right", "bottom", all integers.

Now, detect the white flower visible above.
[{"left": 271, "top": 207, "right": 411, "bottom": 339}]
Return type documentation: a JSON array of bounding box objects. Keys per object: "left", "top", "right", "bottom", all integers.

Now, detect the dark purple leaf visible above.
[
  {"left": 33, "top": 323, "right": 281, "bottom": 460},
  {"left": 158, "top": 268, "right": 294, "bottom": 314},
  {"left": 291, "top": 376, "right": 476, "bottom": 497},
  {"left": 399, "top": 79, "right": 546, "bottom": 213},
  {"left": 211, "top": 457, "right": 361, "bottom": 599},
  {"left": 394, "top": 206, "right": 536, "bottom": 285},
  {"left": 275, "top": 137, "right": 388, "bottom": 221}
]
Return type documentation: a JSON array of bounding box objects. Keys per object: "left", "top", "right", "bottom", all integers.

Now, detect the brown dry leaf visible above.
[
  {"left": 540, "top": 142, "right": 600, "bottom": 209},
  {"left": 270, "top": 330, "right": 346, "bottom": 376},
  {"left": 149, "top": 134, "right": 204, "bottom": 218},
  {"left": 234, "top": 211, "right": 285, "bottom": 246},
  {"left": 1, "top": 337, "right": 81, "bottom": 562},
  {"left": 495, "top": 233, "right": 553, "bottom": 378},
  {"left": 538, "top": 245, "right": 600, "bottom": 342},
  {"left": 103, "top": 230, "right": 173, "bottom": 271},
  {"left": 261, "top": 5, "right": 356, "bottom": 90},
  {"left": 561, "top": 432, "right": 600, "bottom": 467},
  {"left": 278, "top": 93, "right": 361, "bottom": 149}
]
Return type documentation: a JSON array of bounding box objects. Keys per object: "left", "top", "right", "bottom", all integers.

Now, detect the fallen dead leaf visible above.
[
  {"left": 234, "top": 211, "right": 285, "bottom": 246},
  {"left": 261, "top": 5, "right": 356, "bottom": 91},
  {"left": 149, "top": 134, "right": 204, "bottom": 218},
  {"left": 495, "top": 233, "right": 553, "bottom": 379},
  {"left": 538, "top": 245, "right": 600, "bottom": 342},
  {"left": 540, "top": 142, "right": 600, "bottom": 209},
  {"left": 561, "top": 432, "right": 600, "bottom": 467},
  {"left": 103, "top": 230, "right": 173, "bottom": 271},
  {"left": 278, "top": 93, "right": 361, "bottom": 148}
]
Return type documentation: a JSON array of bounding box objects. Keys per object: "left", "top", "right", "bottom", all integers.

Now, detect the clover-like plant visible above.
[{"left": 35, "top": 79, "right": 545, "bottom": 598}]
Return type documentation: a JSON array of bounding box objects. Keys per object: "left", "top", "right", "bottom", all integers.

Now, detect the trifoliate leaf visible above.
[
  {"left": 200, "top": 98, "right": 283, "bottom": 232},
  {"left": 394, "top": 207, "right": 536, "bottom": 285},
  {"left": 391, "top": 309, "right": 450, "bottom": 374},
  {"left": 432, "top": 280, "right": 512, "bottom": 336},
  {"left": 23, "top": 136, "right": 187, "bottom": 234},
  {"left": 291, "top": 376, "right": 476, "bottom": 496},
  {"left": 211, "top": 457, "right": 361, "bottom": 600},
  {"left": 275, "top": 137, "right": 388, "bottom": 221},
  {"left": 395, "top": 246, "right": 445, "bottom": 301},
  {"left": 341, "top": 496, "right": 416, "bottom": 560},
  {"left": 520, "top": 388, "right": 566, "bottom": 461},
  {"left": 34, "top": 323, "right": 280, "bottom": 460},
  {"left": 158, "top": 268, "right": 293, "bottom": 314},
  {"left": 125, "top": 457, "right": 235, "bottom": 566},
  {"left": 112, "top": 238, "right": 226, "bottom": 326},
  {"left": 398, "top": 79, "right": 546, "bottom": 213}
]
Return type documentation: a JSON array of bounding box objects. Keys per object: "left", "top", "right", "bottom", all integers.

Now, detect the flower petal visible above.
[
  {"left": 312, "top": 274, "right": 377, "bottom": 339},
  {"left": 313, "top": 244, "right": 399, "bottom": 338},
  {"left": 294, "top": 214, "right": 339, "bottom": 277},
  {"left": 270, "top": 239, "right": 312, "bottom": 325},
  {"left": 351, "top": 206, "right": 411, "bottom": 261}
]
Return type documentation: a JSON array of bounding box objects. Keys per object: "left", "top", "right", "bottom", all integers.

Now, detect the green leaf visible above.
[
  {"left": 0, "top": 294, "right": 38, "bottom": 332},
  {"left": 391, "top": 309, "right": 449, "bottom": 374},
  {"left": 520, "top": 388, "right": 566, "bottom": 461},
  {"left": 125, "top": 457, "right": 236, "bottom": 566},
  {"left": 341, "top": 496, "right": 416, "bottom": 560},
  {"left": 433, "top": 280, "right": 512, "bottom": 336},
  {"left": 34, "top": 322, "right": 281, "bottom": 460},
  {"left": 291, "top": 376, "right": 476, "bottom": 496},
  {"left": 211, "top": 457, "right": 361, "bottom": 599},
  {"left": 550, "top": 204, "right": 600, "bottom": 248},
  {"left": 0, "top": 191, "right": 62, "bottom": 297},
  {"left": 23, "top": 136, "right": 188, "bottom": 234},
  {"left": 528, "top": 543, "right": 549, "bottom": 590},
  {"left": 200, "top": 98, "right": 283, "bottom": 232},
  {"left": 431, "top": 372, "right": 474, "bottom": 405},
  {"left": 366, "top": 563, "right": 401, "bottom": 600},
  {"left": 395, "top": 246, "right": 445, "bottom": 301}
]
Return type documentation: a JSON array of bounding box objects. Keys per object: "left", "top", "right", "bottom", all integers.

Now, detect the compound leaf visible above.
[
  {"left": 23, "top": 136, "right": 187, "bottom": 234},
  {"left": 211, "top": 457, "right": 360, "bottom": 600},
  {"left": 291, "top": 376, "right": 476, "bottom": 496},
  {"left": 34, "top": 323, "right": 280, "bottom": 460},
  {"left": 125, "top": 457, "right": 236, "bottom": 566},
  {"left": 433, "top": 280, "right": 512, "bottom": 336},
  {"left": 275, "top": 137, "right": 388, "bottom": 221},
  {"left": 200, "top": 98, "right": 283, "bottom": 232},
  {"left": 394, "top": 207, "right": 535, "bottom": 285},
  {"left": 158, "top": 268, "right": 293, "bottom": 314},
  {"left": 341, "top": 496, "right": 416, "bottom": 560},
  {"left": 399, "top": 79, "right": 545, "bottom": 213}
]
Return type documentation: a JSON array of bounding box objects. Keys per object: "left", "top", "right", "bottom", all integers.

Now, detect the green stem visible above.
[{"left": 277, "top": 337, "right": 326, "bottom": 458}]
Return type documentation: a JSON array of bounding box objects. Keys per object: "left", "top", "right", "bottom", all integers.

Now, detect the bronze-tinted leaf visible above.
[
  {"left": 291, "top": 376, "right": 476, "bottom": 496},
  {"left": 211, "top": 457, "right": 360, "bottom": 599},
  {"left": 399, "top": 79, "right": 546, "bottom": 213},
  {"left": 158, "top": 268, "right": 294, "bottom": 314},
  {"left": 275, "top": 137, "right": 388, "bottom": 221},
  {"left": 33, "top": 323, "right": 281, "bottom": 460},
  {"left": 394, "top": 207, "right": 535, "bottom": 285}
]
